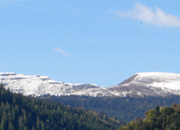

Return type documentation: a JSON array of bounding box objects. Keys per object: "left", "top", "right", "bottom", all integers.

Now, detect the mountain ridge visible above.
[{"left": 1, "top": 72, "right": 180, "bottom": 97}]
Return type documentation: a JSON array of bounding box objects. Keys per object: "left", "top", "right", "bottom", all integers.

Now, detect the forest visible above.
[
  {"left": 0, "top": 84, "right": 121, "bottom": 130},
  {"left": 39, "top": 95, "right": 180, "bottom": 121},
  {"left": 119, "top": 104, "right": 180, "bottom": 130},
  {"left": 2, "top": 82, "right": 180, "bottom": 130}
]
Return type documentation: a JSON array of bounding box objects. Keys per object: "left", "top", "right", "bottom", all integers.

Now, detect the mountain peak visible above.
[
  {"left": 0, "top": 72, "right": 110, "bottom": 97},
  {"left": 1, "top": 72, "right": 180, "bottom": 97},
  {"left": 136, "top": 72, "right": 180, "bottom": 79},
  {"left": 107, "top": 72, "right": 180, "bottom": 97},
  {"left": 128, "top": 72, "right": 180, "bottom": 90}
]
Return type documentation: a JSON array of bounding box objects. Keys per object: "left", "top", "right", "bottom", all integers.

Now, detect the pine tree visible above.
[
  {"left": 8, "top": 121, "right": 15, "bottom": 130},
  {"left": 1, "top": 111, "right": 8, "bottom": 130}
]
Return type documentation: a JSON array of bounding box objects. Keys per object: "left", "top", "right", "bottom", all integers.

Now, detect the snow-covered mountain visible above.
[
  {"left": 1, "top": 72, "right": 180, "bottom": 97},
  {"left": 0, "top": 73, "right": 112, "bottom": 97},
  {"left": 107, "top": 72, "right": 180, "bottom": 97}
]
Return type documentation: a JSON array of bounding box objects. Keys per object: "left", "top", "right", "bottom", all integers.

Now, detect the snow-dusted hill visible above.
[
  {"left": 107, "top": 72, "right": 180, "bottom": 97},
  {"left": 0, "top": 73, "right": 112, "bottom": 97},
  {"left": 1, "top": 72, "right": 180, "bottom": 97}
]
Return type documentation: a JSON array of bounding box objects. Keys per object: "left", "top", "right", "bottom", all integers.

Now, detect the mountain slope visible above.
[
  {"left": 0, "top": 84, "right": 121, "bottom": 130},
  {"left": 0, "top": 73, "right": 112, "bottom": 97},
  {"left": 108, "top": 72, "right": 180, "bottom": 97},
  {"left": 42, "top": 95, "right": 180, "bottom": 122},
  {"left": 1, "top": 72, "right": 180, "bottom": 97},
  {"left": 119, "top": 104, "right": 180, "bottom": 130}
]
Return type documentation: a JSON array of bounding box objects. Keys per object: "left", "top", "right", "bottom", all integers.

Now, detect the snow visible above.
[
  {"left": 0, "top": 72, "right": 106, "bottom": 97},
  {"left": 1, "top": 72, "right": 180, "bottom": 97},
  {"left": 135, "top": 72, "right": 180, "bottom": 90},
  {"left": 105, "top": 72, "right": 180, "bottom": 97}
]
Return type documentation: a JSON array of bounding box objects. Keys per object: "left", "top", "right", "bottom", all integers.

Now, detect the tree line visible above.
[
  {"left": 0, "top": 84, "right": 121, "bottom": 130},
  {"left": 39, "top": 95, "right": 180, "bottom": 121},
  {"left": 119, "top": 104, "right": 180, "bottom": 130}
]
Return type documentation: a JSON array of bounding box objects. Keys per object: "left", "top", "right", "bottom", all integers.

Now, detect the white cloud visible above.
[
  {"left": 54, "top": 48, "right": 71, "bottom": 57},
  {"left": 117, "top": 3, "right": 180, "bottom": 28}
]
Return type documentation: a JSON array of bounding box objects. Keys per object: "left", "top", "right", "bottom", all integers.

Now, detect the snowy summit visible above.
[
  {"left": 1, "top": 72, "right": 180, "bottom": 97},
  {"left": 108, "top": 72, "right": 180, "bottom": 97}
]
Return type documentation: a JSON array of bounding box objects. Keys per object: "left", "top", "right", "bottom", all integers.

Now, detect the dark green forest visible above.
[
  {"left": 39, "top": 95, "right": 180, "bottom": 121},
  {"left": 2, "top": 82, "right": 180, "bottom": 130},
  {"left": 0, "top": 84, "right": 121, "bottom": 130},
  {"left": 119, "top": 104, "right": 180, "bottom": 130}
]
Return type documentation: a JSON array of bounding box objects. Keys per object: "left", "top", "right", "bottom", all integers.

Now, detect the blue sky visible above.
[{"left": 1, "top": 0, "right": 180, "bottom": 87}]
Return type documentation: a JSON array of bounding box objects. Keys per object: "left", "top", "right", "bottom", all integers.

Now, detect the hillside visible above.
[
  {"left": 109, "top": 72, "right": 180, "bottom": 97},
  {"left": 0, "top": 84, "right": 121, "bottom": 130},
  {"left": 2, "top": 72, "right": 180, "bottom": 123},
  {"left": 40, "top": 95, "right": 180, "bottom": 122},
  {"left": 119, "top": 104, "right": 180, "bottom": 130},
  {"left": 1, "top": 72, "right": 180, "bottom": 97}
]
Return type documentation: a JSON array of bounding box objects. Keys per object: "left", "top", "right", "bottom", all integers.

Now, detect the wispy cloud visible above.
[
  {"left": 54, "top": 48, "right": 71, "bottom": 58},
  {"left": 117, "top": 3, "right": 180, "bottom": 28}
]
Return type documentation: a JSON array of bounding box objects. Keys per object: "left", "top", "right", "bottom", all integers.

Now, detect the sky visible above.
[{"left": 1, "top": 0, "right": 180, "bottom": 87}]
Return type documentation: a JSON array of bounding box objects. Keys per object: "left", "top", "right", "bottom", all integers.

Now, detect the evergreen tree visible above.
[{"left": 0, "top": 84, "right": 121, "bottom": 130}]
